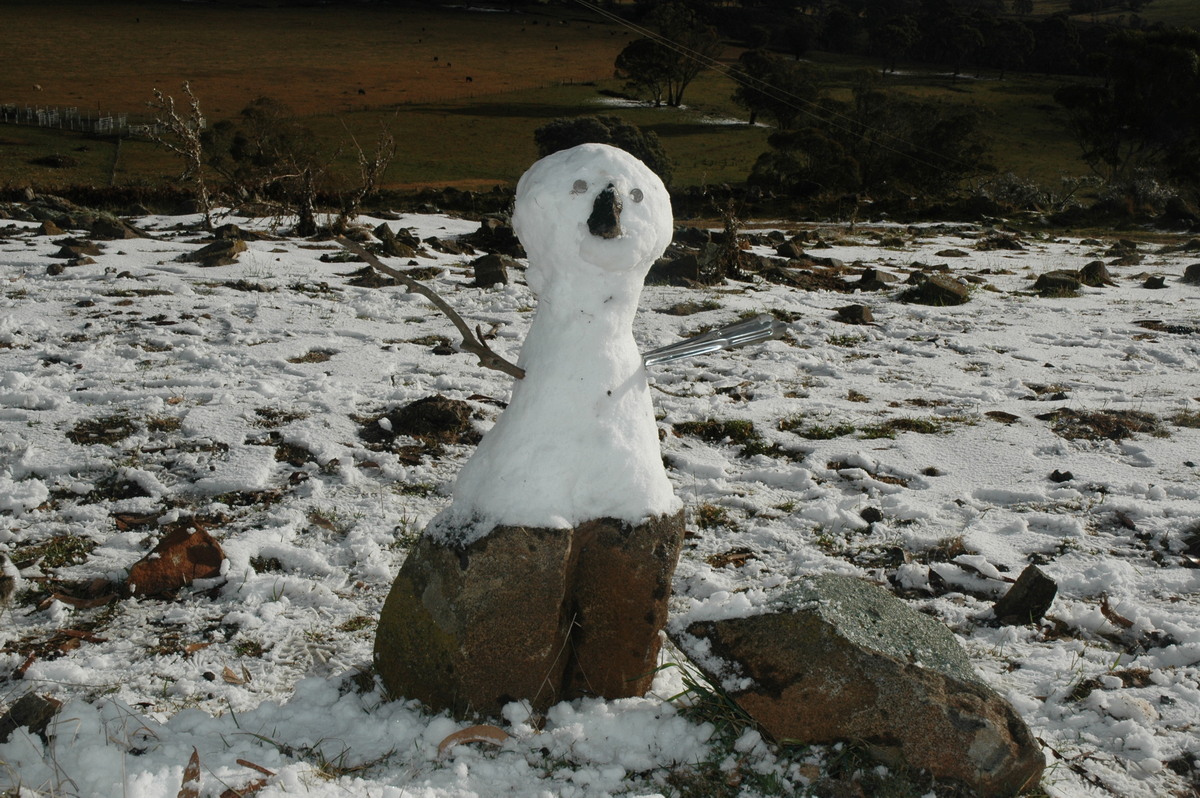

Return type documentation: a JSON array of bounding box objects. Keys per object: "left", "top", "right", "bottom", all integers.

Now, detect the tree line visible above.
[{"left": 606, "top": 0, "right": 1200, "bottom": 215}]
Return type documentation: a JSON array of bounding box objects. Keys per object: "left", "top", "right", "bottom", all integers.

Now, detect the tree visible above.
[
  {"left": 749, "top": 72, "right": 993, "bottom": 201},
  {"left": 613, "top": 2, "right": 723, "bottom": 107},
  {"left": 1055, "top": 29, "right": 1200, "bottom": 200},
  {"left": 203, "top": 97, "right": 329, "bottom": 236},
  {"left": 147, "top": 82, "right": 213, "bottom": 229},
  {"left": 730, "top": 49, "right": 825, "bottom": 129},
  {"left": 534, "top": 116, "right": 673, "bottom": 184},
  {"left": 868, "top": 15, "right": 919, "bottom": 73}
]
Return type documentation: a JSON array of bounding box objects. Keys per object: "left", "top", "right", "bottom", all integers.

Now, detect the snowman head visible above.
[{"left": 512, "top": 143, "right": 672, "bottom": 297}]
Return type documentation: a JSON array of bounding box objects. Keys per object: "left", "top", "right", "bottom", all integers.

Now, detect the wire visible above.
[{"left": 572, "top": 0, "right": 973, "bottom": 180}]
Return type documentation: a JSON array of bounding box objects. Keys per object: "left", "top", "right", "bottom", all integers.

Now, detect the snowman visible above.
[{"left": 375, "top": 144, "right": 686, "bottom": 719}]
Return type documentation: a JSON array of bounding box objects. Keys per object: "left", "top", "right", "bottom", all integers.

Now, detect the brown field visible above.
[
  {"left": 2, "top": 0, "right": 632, "bottom": 119},
  {"left": 1, "top": 0, "right": 1096, "bottom": 194}
]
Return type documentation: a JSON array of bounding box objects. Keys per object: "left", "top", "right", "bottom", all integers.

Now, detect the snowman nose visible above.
[{"left": 587, "top": 184, "right": 623, "bottom": 239}]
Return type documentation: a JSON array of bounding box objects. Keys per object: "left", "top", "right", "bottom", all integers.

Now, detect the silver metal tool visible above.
[{"left": 642, "top": 313, "right": 788, "bottom": 367}]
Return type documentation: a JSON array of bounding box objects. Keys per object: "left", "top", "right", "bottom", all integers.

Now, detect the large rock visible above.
[
  {"left": 673, "top": 574, "right": 1045, "bottom": 796},
  {"left": 375, "top": 510, "right": 685, "bottom": 718}
]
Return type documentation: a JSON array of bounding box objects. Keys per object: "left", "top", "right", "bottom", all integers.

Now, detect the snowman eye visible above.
[
  {"left": 572, "top": 179, "right": 588, "bottom": 194},
  {"left": 630, "top": 188, "right": 644, "bottom": 203}
]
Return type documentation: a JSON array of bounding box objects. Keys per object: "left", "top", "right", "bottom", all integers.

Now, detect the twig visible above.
[{"left": 335, "top": 236, "right": 525, "bottom": 379}]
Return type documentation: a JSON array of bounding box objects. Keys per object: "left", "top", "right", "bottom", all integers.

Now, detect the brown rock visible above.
[
  {"left": 835, "top": 304, "right": 874, "bottom": 325},
  {"left": 188, "top": 238, "right": 247, "bottom": 267},
  {"left": 126, "top": 523, "right": 225, "bottom": 597},
  {"left": 90, "top": 215, "right": 142, "bottom": 240},
  {"left": 374, "top": 511, "right": 685, "bottom": 718},
  {"left": 993, "top": 564, "right": 1057, "bottom": 626},
  {"left": 38, "top": 220, "right": 64, "bottom": 236},
  {"left": 1143, "top": 275, "right": 1167, "bottom": 289},
  {"left": 471, "top": 253, "right": 516, "bottom": 287},
  {"left": 674, "top": 574, "right": 1045, "bottom": 796},
  {"left": 0, "top": 693, "right": 63, "bottom": 743},
  {"left": 1079, "top": 260, "right": 1116, "bottom": 287},
  {"left": 856, "top": 268, "right": 899, "bottom": 291},
  {"left": 775, "top": 239, "right": 806, "bottom": 260},
  {"left": 1181, "top": 263, "right": 1200, "bottom": 285},
  {"left": 52, "top": 239, "right": 102, "bottom": 259},
  {"left": 902, "top": 273, "right": 970, "bottom": 305},
  {"left": 1033, "top": 270, "right": 1082, "bottom": 296}
]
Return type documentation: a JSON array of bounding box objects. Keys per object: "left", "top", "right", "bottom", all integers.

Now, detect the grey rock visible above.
[
  {"left": 1181, "top": 263, "right": 1200, "bottom": 285},
  {"left": 674, "top": 574, "right": 1045, "bottom": 796}
]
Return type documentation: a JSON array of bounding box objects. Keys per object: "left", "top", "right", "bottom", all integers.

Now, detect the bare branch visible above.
[{"left": 335, "top": 236, "right": 525, "bottom": 380}]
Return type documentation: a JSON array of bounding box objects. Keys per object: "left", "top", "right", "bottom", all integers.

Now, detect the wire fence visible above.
[{"left": 0, "top": 103, "right": 163, "bottom": 138}]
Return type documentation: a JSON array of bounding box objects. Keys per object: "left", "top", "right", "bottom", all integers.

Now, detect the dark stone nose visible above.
[{"left": 587, "top": 184, "right": 622, "bottom": 239}]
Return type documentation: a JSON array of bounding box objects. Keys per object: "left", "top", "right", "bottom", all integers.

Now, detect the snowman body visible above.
[{"left": 432, "top": 142, "right": 680, "bottom": 541}]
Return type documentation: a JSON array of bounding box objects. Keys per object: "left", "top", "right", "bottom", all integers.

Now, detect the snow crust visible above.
[{"left": 0, "top": 205, "right": 1198, "bottom": 796}]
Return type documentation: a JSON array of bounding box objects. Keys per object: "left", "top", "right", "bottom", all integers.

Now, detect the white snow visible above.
[{"left": 0, "top": 203, "right": 1197, "bottom": 796}]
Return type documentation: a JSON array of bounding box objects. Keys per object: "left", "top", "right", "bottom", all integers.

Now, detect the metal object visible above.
[{"left": 642, "top": 313, "right": 788, "bottom": 367}]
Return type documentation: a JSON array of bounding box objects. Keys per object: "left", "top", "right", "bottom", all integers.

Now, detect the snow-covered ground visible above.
[{"left": 0, "top": 207, "right": 1197, "bottom": 797}]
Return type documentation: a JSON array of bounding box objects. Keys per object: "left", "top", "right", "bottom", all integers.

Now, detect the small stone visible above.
[
  {"left": 188, "top": 238, "right": 247, "bottom": 268},
  {"left": 1143, "top": 275, "right": 1167, "bottom": 289},
  {"left": 0, "top": 693, "right": 63, "bottom": 743},
  {"left": 1182, "top": 263, "right": 1200, "bottom": 285},
  {"left": 902, "top": 274, "right": 969, "bottom": 305},
  {"left": 1079, "top": 260, "right": 1115, "bottom": 287},
  {"left": 859, "top": 506, "right": 884, "bottom": 524},
  {"left": 1049, "top": 469, "right": 1074, "bottom": 483},
  {"left": 835, "top": 304, "right": 874, "bottom": 325},
  {"left": 1033, "top": 270, "right": 1081, "bottom": 295},
  {"left": 993, "top": 564, "right": 1058, "bottom": 626},
  {"left": 470, "top": 253, "right": 517, "bottom": 287},
  {"left": 126, "top": 523, "right": 225, "bottom": 597}
]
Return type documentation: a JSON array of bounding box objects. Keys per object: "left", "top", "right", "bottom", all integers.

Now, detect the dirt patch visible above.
[
  {"left": 357, "top": 395, "right": 481, "bottom": 456},
  {"left": 67, "top": 415, "right": 137, "bottom": 446},
  {"left": 1037, "top": 408, "right": 1164, "bottom": 441}
]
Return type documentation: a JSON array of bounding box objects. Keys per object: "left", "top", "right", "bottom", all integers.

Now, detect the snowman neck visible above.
[{"left": 517, "top": 268, "right": 645, "bottom": 377}]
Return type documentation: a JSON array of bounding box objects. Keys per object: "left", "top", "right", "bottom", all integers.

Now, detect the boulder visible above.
[
  {"left": 375, "top": 510, "right": 685, "bottom": 719},
  {"left": 1143, "top": 275, "right": 1167, "bottom": 289},
  {"left": 775, "top": 239, "right": 806, "bottom": 260},
  {"left": 674, "top": 574, "right": 1045, "bottom": 796},
  {"left": 1181, "top": 263, "right": 1200, "bottom": 285},
  {"left": 463, "top": 216, "right": 525, "bottom": 258}
]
